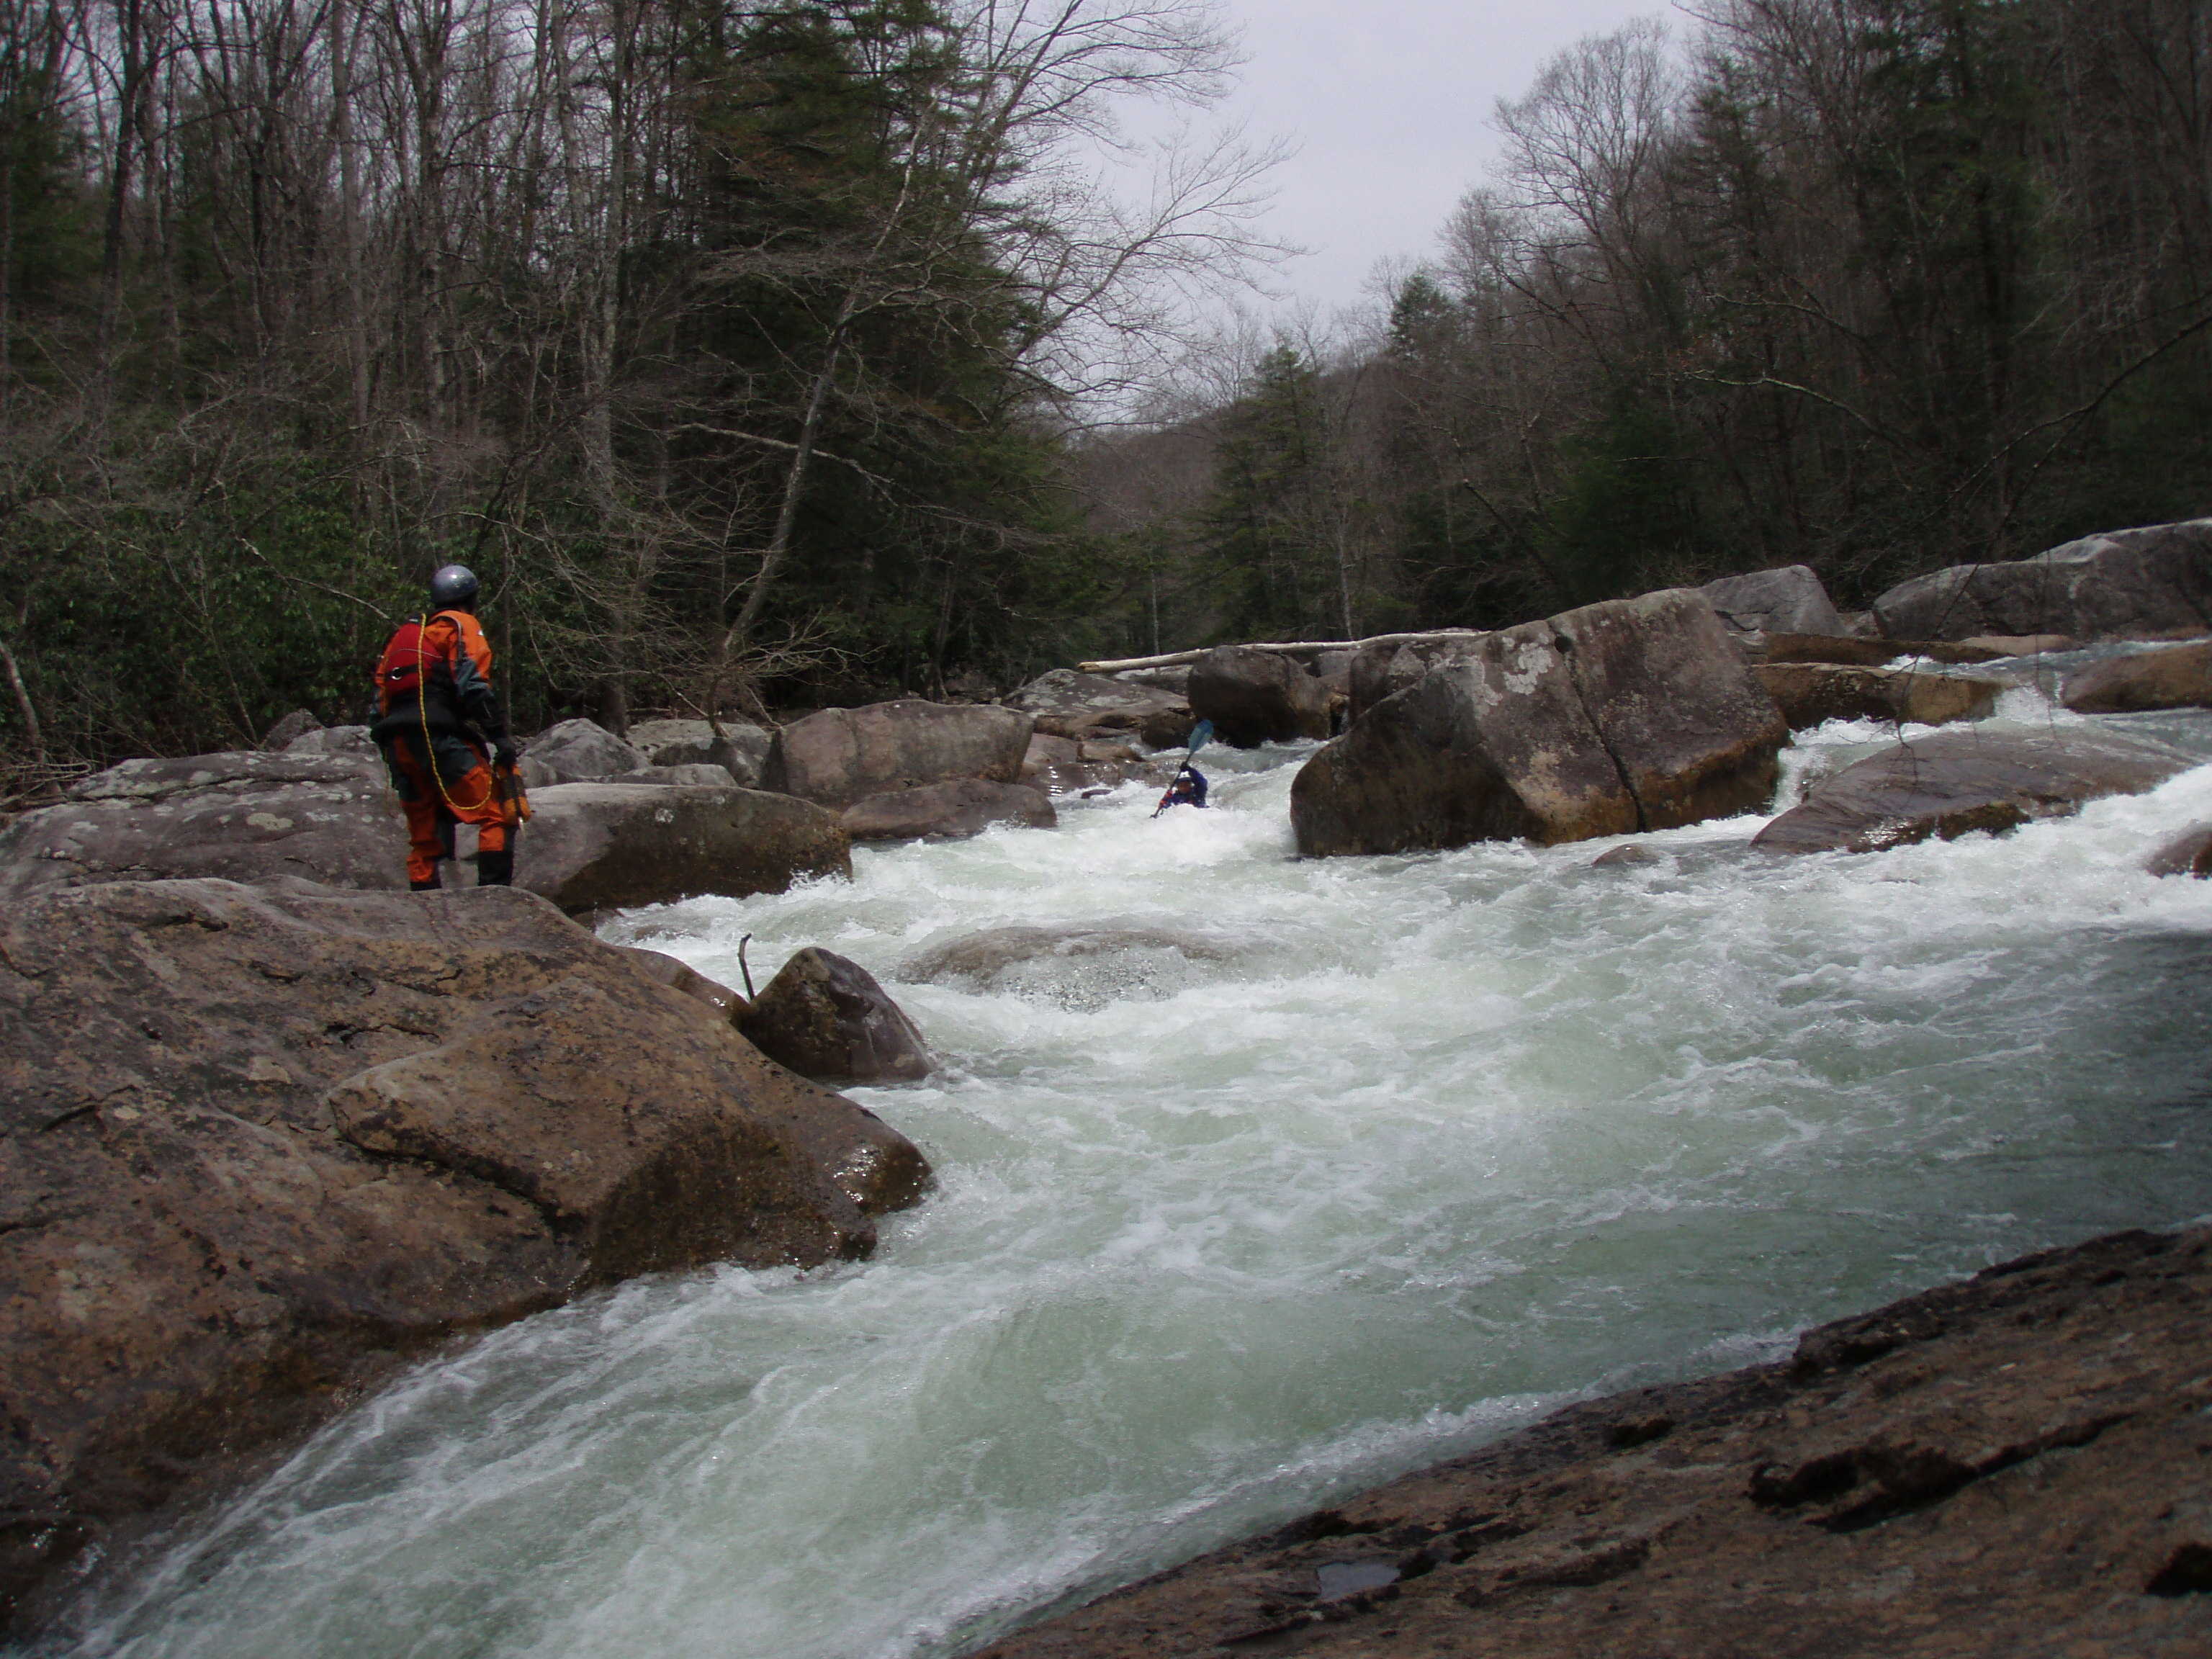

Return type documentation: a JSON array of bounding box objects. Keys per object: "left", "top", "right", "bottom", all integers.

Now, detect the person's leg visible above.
[
  {"left": 428, "top": 731, "right": 515, "bottom": 886},
  {"left": 387, "top": 737, "right": 447, "bottom": 889}
]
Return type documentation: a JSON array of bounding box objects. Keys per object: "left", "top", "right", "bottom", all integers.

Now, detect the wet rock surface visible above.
[
  {"left": 0, "top": 879, "right": 929, "bottom": 1634},
  {"left": 1187, "top": 648, "right": 1334, "bottom": 747},
  {"left": 1751, "top": 662, "right": 2002, "bottom": 729},
  {"left": 517, "top": 782, "right": 850, "bottom": 913},
  {"left": 0, "top": 750, "right": 405, "bottom": 899},
  {"left": 971, "top": 1225, "right": 2212, "bottom": 1659},
  {"left": 1295, "top": 591, "right": 1786, "bottom": 856},
  {"left": 1870, "top": 517, "right": 2212, "bottom": 642},
  {"left": 2062, "top": 641, "right": 2212, "bottom": 714},
  {"left": 2144, "top": 824, "right": 2212, "bottom": 877},
  {"left": 840, "top": 780, "right": 1056, "bottom": 843},
  {"left": 765, "top": 700, "right": 1033, "bottom": 810},
  {"left": 1756, "top": 632, "right": 2009, "bottom": 667},
  {"left": 1752, "top": 729, "right": 2195, "bottom": 854},
  {"left": 738, "top": 948, "right": 932, "bottom": 1084}
]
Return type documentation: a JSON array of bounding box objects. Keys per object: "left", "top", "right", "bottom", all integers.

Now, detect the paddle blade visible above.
[{"left": 1185, "top": 719, "right": 1213, "bottom": 755}]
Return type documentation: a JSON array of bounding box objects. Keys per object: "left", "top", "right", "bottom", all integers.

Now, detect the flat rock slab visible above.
[
  {"left": 765, "top": 701, "right": 1034, "bottom": 810},
  {"left": 1758, "top": 633, "right": 2009, "bottom": 667},
  {"left": 974, "top": 1226, "right": 2212, "bottom": 1659},
  {"left": 1752, "top": 662, "right": 2001, "bottom": 729},
  {"left": 0, "top": 879, "right": 927, "bottom": 1633},
  {"left": 0, "top": 751, "right": 404, "bottom": 899},
  {"left": 1752, "top": 728, "right": 2195, "bottom": 854},
  {"left": 1006, "top": 670, "right": 1192, "bottom": 745},
  {"left": 2062, "top": 641, "right": 2212, "bottom": 714},
  {"left": 519, "top": 783, "right": 850, "bottom": 913},
  {"left": 842, "top": 780, "right": 1056, "bottom": 842}
]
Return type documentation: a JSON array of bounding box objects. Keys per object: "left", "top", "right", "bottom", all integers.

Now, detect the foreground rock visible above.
[
  {"left": 1187, "top": 647, "right": 1334, "bottom": 747},
  {"left": 1871, "top": 517, "right": 2212, "bottom": 641},
  {"left": 1295, "top": 591, "right": 1787, "bottom": 856},
  {"left": 764, "top": 700, "right": 1033, "bottom": 809},
  {"left": 624, "top": 717, "right": 772, "bottom": 788},
  {"left": 1005, "top": 670, "right": 1192, "bottom": 747},
  {"left": 841, "top": 780, "right": 1056, "bottom": 843},
  {"left": 2061, "top": 641, "right": 2212, "bottom": 714},
  {"left": 1752, "top": 728, "right": 2194, "bottom": 854},
  {"left": 0, "top": 750, "right": 403, "bottom": 899},
  {"left": 518, "top": 782, "right": 850, "bottom": 912},
  {"left": 1696, "top": 563, "right": 1846, "bottom": 639},
  {"left": 0, "top": 879, "right": 929, "bottom": 1633},
  {"left": 975, "top": 1226, "right": 2212, "bottom": 1659},
  {"left": 1750, "top": 662, "right": 2001, "bottom": 729},
  {"left": 737, "top": 948, "right": 932, "bottom": 1084}
]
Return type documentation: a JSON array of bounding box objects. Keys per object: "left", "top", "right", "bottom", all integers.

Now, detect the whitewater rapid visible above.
[{"left": 40, "top": 683, "right": 2212, "bottom": 1659}]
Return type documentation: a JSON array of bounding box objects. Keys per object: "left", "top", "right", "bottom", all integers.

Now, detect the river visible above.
[{"left": 39, "top": 671, "right": 2212, "bottom": 1659}]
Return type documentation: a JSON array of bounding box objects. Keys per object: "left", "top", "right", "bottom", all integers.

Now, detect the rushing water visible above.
[{"left": 36, "top": 672, "right": 2212, "bottom": 1659}]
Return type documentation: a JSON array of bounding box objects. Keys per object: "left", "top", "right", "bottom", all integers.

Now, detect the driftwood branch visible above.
[{"left": 1079, "top": 629, "right": 1487, "bottom": 675}]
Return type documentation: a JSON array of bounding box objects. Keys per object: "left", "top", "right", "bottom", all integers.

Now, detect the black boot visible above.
[
  {"left": 410, "top": 871, "right": 441, "bottom": 892},
  {"left": 476, "top": 848, "right": 513, "bottom": 886}
]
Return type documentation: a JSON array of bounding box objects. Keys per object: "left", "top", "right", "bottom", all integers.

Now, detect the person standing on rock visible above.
[{"left": 371, "top": 564, "right": 523, "bottom": 890}]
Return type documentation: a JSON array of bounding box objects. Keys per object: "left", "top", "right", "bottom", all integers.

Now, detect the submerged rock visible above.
[
  {"left": 841, "top": 780, "right": 1056, "bottom": 842},
  {"left": 2061, "top": 641, "right": 2212, "bottom": 714},
  {"left": 1750, "top": 662, "right": 2001, "bottom": 729},
  {"left": 0, "top": 750, "right": 403, "bottom": 899},
  {"left": 764, "top": 700, "right": 1033, "bottom": 810},
  {"left": 903, "top": 925, "right": 1245, "bottom": 1010},
  {"left": 738, "top": 948, "right": 932, "bottom": 1084},
  {"left": 971, "top": 1226, "right": 2212, "bottom": 1659},
  {"left": 1870, "top": 517, "right": 2212, "bottom": 642},
  {"left": 1295, "top": 590, "right": 1786, "bottom": 856},
  {"left": 2145, "top": 824, "right": 2212, "bottom": 878},
  {"left": 518, "top": 782, "right": 850, "bottom": 913},
  {"left": 1187, "top": 647, "right": 1333, "bottom": 747},
  {"left": 1751, "top": 728, "right": 2195, "bottom": 854},
  {"left": 0, "top": 879, "right": 928, "bottom": 1634}
]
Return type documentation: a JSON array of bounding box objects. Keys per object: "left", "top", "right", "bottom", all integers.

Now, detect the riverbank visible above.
[{"left": 975, "top": 1222, "right": 2212, "bottom": 1657}]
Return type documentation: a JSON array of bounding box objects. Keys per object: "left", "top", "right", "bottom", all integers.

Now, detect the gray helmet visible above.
[{"left": 429, "top": 564, "right": 480, "bottom": 611}]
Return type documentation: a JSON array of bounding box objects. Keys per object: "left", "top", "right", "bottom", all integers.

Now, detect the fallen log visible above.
[{"left": 1080, "top": 629, "right": 1486, "bottom": 675}]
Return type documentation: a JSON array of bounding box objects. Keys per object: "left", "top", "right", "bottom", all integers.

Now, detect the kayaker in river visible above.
[{"left": 1163, "top": 765, "right": 1209, "bottom": 809}]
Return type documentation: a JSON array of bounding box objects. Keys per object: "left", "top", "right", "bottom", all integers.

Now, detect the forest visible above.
[{"left": 3, "top": 0, "right": 2211, "bottom": 790}]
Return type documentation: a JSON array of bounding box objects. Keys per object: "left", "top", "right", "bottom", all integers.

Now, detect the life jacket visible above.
[{"left": 373, "top": 609, "right": 496, "bottom": 730}]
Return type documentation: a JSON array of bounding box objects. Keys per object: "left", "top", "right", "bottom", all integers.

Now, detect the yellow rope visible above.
[{"left": 413, "top": 611, "right": 500, "bottom": 815}]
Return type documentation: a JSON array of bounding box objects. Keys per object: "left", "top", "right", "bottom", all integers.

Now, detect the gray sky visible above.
[{"left": 1213, "top": 0, "right": 1673, "bottom": 318}]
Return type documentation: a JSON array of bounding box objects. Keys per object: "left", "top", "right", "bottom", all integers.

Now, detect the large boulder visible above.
[
  {"left": 0, "top": 751, "right": 404, "bottom": 900},
  {"left": 1751, "top": 663, "right": 2001, "bottom": 729},
  {"left": 518, "top": 719, "right": 647, "bottom": 787},
  {"left": 737, "top": 948, "right": 932, "bottom": 1084},
  {"left": 1187, "top": 647, "right": 1333, "bottom": 747},
  {"left": 0, "top": 879, "right": 928, "bottom": 1632},
  {"left": 624, "top": 718, "right": 772, "bottom": 788},
  {"left": 1294, "top": 591, "right": 1786, "bottom": 857},
  {"left": 1020, "top": 732, "right": 1148, "bottom": 795},
  {"left": 763, "top": 700, "right": 1033, "bottom": 810},
  {"left": 841, "top": 780, "right": 1056, "bottom": 843},
  {"left": 1698, "top": 565, "right": 1847, "bottom": 639},
  {"left": 2060, "top": 641, "right": 2212, "bottom": 714},
  {"left": 1751, "top": 728, "right": 2196, "bottom": 854},
  {"left": 285, "top": 724, "right": 378, "bottom": 761},
  {"left": 1348, "top": 635, "right": 1486, "bottom": 725},
  {"left": 1005, "top": 670, "right": 1192, "bottom": 745},
  {"left": 260, "top": 709, "right": 321, "bottom": 750},
  {"left": 1870, "top": 518, "right": 2212, "bottom": 642},
  {"left": 518, "top": 783, "right": 850, "bottom": 913}
]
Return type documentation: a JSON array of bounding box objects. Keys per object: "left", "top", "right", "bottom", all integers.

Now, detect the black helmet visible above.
[{"left": 429, "top": 564, "right": 480, "bottom": 611}]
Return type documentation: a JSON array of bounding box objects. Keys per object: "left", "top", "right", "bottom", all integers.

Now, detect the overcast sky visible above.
[{"left": 1201, "top": 0, "right": 1675, "bottom": 320}]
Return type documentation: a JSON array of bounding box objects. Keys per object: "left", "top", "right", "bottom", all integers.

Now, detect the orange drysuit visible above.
[{"left": 370, "top": 608, "right": 520, "bottom": 889}]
